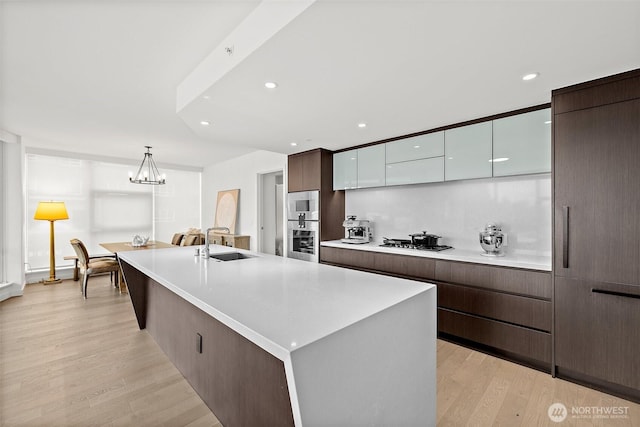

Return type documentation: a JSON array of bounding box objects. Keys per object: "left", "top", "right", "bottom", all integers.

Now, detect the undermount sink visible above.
[{"left": 209, "top": 252, "right": 254, "bottom": 262}]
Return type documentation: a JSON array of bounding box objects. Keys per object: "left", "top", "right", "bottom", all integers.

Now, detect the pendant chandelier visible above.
[{"left": 129, "top": 146, "right": 166, "bottom": 185}]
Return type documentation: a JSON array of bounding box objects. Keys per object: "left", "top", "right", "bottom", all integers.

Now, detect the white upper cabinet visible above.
[
  {"left": 386, "top": 132, "right": 444, "bottom": 163},
  {"left": 333, "top": 149, "right": 358, "bottom": 190},
  {"left": 445, "top": 121, "right": 493, "bottom": 181},
  {"left": 333, "top": 107, "right": 550, "bottom": 190},
  {"left": 386, "top": 157, "right": 444, "bottom": 186},
  {"left": 492, "top": 108, "right": 551, "bottom": 176},
  {"left": 357, "top": 145, "right": 385, "bottom": 188},
  {"left": 385, "top": 131, "right": 444, "bottom": 186},
  {"left": 333, "top": 145, "right": 385, "bottom": 190}
]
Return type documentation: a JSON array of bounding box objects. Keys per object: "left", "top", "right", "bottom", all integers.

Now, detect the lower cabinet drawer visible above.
[
  {"left": 438, "top": 282, "right": 551, "bottom": 332},
  {"left": 320, "top": 246, "right": 375, "bottom": 271},
  {"left": 438, "top": 308, "right": 551, "bottom": 365},
  {"left": 320, "top": 246, "right": 435, "bottom": 279},
  {"left": 555, "top": 277, "right": 640, "bottom": 395},
  {"left": 435, "top": 260, "right": 551, "bottom": 299},
  {"left": 371, "top": 252, "right": 435, "bottom": 279}
]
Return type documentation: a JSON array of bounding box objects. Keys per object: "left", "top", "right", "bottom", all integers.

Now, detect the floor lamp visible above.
[{"left": 34, "top": 201, "right": 69, "bottom": 284}]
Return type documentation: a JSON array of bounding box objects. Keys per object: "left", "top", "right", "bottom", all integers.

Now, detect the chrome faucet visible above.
[{"left": 202, "top": 227, "right": 231, "bottom": 257}]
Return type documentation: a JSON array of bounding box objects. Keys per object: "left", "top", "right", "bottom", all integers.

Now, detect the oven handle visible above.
[{"left": 288, "top": 220, "right": 318, "bottom": 230}]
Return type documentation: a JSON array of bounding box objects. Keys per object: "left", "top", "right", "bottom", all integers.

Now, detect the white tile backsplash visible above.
[{"left": 344, "top": 174, "right": 551, "bottom": 257}]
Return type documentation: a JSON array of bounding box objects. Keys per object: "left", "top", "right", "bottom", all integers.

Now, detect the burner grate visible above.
[{"left": 379, "top": 238, "right": 453, "bottom": 252}]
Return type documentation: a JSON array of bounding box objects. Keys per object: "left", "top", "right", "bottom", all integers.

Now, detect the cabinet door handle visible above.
[
  {"left": 562, "top": 206, "right": 569, "bottom": 268},
  {"left": 592, "top": 288, "right": 640, "bottom": 300}
]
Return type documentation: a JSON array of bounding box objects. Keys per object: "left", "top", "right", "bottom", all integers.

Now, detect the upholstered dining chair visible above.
[
  {"left": 69, "top": 238, "right": 120, "bottom": 299},
  {"left": 171, "top": 233, "right": 184, "bottom": 245},
  {"left": 182, "top": 234, "right": 201, "bottom": 246}
]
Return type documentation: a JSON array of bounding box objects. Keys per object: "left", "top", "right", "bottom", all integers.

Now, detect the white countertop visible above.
[
  {"left": 118, "top": 245, "right": 435, "bottom": 361},
  {"left": 321, "top": 240, "right": 551, "bottom": 271}
]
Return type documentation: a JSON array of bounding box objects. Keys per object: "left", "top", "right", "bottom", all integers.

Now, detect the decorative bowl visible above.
[{"left": 132, "top": 235, "right": 150, "bottom": 247}]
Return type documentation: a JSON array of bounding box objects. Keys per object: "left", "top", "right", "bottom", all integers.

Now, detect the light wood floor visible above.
[{"left": 1, "top": 277, "right": 638, "bottom": 427}]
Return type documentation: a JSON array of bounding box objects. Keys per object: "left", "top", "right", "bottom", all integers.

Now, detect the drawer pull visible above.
[{"left": 592, "top": 288, "right": 640, "bottom": 300}]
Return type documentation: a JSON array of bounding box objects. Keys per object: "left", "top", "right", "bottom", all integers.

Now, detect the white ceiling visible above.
[{"left": 2, "top": 1, "right": 639, "bottom": 169}]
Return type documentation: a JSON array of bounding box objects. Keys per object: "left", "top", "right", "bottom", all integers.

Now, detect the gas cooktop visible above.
[{"left": 380, "top": 238, "right": 453, "bottom": 252}]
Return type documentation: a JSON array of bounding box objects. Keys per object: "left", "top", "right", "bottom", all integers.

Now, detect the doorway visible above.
[{"left": 258, "top": 170, "right": 284, "bottom": 256}]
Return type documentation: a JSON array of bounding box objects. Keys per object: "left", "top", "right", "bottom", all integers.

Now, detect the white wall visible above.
[
  {"left": 345, "top": 174, "right": 551, "bottom": 257},
  {"left": 202, "top": 150, "right": 286, "bottom": 251}
]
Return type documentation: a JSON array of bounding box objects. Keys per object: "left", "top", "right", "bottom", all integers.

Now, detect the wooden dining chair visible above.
[
  {"left": 182, "top": 234, "right": 201, "bottom": 246},
  {"left": 69, "top": 238, "right": 120, "bottom": 299},
  {"left": 171, "top": 233, "right": 185, "bottom": 246}
]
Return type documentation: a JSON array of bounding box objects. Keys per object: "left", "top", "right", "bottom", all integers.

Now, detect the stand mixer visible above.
[{"left": 479, "top": 222, "right": 507, "bottom": 256}]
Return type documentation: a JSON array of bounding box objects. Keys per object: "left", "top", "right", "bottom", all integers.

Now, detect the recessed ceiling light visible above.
[
  {"left": 544, "top": 120, "right": 552, "bottom": 125},
  {"left": 290, "top": 142, "right": 297, "bottom": 146},
  {"left": 522, "top": 72, "right": 539, "bottom": 81},
  {"left": 489, "top": 157, "right": 510, "bottom": 163},
  {"left": 413, "top": 145, "right": 421, "bottom": 149},
  {"left": 265, "top": 82, "right": 278, "bottom": 89},
  {"left": 202, "top": 95, "right": 210, "bottom": 100},
  {"left": 358, "top": 123, "right": 367, "bottom": 128},
  {"left": 200, "top": 121, "right": 210, "bottom": 126}
]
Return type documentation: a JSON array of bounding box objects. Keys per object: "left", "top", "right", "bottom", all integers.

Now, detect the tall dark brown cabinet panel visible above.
[
  {"left": 287, "top": 148, "right": 345, "bottom": 242},
  {"left": 553, "top": 69, "right": 640, "bottom": 402},
  {"left": 287, "top": 149, "right": 322, "bottom": 192},
  {"left": 554, "top": 99, "right": 640, "bottom": 283}
]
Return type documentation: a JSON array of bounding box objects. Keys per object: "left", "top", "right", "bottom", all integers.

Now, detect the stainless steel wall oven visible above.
[{"left": 287, "top": 191, "right": 319, "bottom": 262}]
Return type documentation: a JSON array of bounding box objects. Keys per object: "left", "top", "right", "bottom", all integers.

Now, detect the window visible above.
[
  {"left": 154, "top": 168, "right": 201, "bottom": 244},
  {"left": 25, "top": 152, "right": 201, "bottom": 271}
]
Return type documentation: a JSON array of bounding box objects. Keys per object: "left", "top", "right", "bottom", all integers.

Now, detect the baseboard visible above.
[
  {"left": 25, "top": 267, "right": 74, "bottom": 285},
  {"left": 438, "top": 332, "right": 552, "bottom": 374},
  {"left": 555, "top": 367, "right": 640, "bottom": 404},
  {"left": 0, "top": 282, "right": 24, "bottom": 302}
]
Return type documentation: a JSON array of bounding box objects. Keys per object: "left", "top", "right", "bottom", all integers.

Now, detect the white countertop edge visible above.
[
  {"left": 120, "top": 255, "right": 292, "bottom": 361},
  {"left": 320, "top": 240, "right": 551, "bottom": 271}
]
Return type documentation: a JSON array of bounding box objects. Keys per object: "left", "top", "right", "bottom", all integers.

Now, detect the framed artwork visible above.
[{"left": 214, "top": 189, "right": 239, "bottom": 234}]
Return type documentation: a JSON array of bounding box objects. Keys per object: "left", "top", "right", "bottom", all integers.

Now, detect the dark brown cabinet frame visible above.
[
  {"left": 552, "top": 68, "right": 640, "bottom": 403},
  {"left": 287, "top": 148, "right": 345, "bottom": 243}
]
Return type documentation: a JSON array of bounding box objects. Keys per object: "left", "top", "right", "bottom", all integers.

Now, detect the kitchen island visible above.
[{"left": 118, "top": 245, "right": 436, "bottom": 427}]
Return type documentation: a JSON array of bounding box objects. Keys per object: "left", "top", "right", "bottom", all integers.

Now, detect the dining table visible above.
[{"left": 100, "top": 240, "right": 174, "bottom": 293}]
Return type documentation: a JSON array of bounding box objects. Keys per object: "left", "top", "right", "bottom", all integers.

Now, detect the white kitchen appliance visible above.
[
  {"left": 341, "top": 215, "right": 372, "bottom": 244},
  {"left": 479, "top": 222, "right": 507, "bottom": 256},
  {"left": 287, "top": 191, "right": 319, "bottom": 262}
]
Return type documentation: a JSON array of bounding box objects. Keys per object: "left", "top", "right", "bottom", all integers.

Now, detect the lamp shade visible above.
[{"left": 34, "top": 201, "right": 69, "bottom": 221}]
